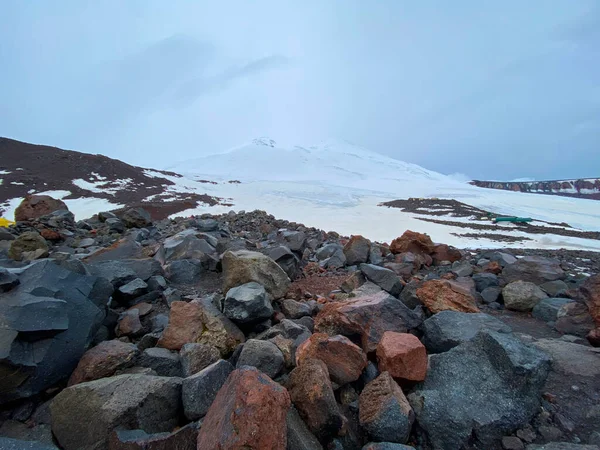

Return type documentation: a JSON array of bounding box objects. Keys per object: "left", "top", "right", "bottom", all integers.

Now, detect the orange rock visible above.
[
  {"left": 587, "top": 328, "right": 600, "bottom": 347},
  {"left": 416, "top": 279, "right": 479, "bottom": 314},
  {"left": 483, "top": 261, "right": 503, "bottom": 274},
  {"left": 68, "top": 340, "right": 138, "bottom": 386},
  {"left": 157, "top": 301, "right": 204, "bottom": 350},
  {"left": 296, "top": 333, "right": 367, "bottom": 385},
  {"left": 115, "top": 310, "right": 143, "bottom": 337},
  {"left": 40, "top": 229, "right": 62, "bottom": 241},
  {"left": 197, "top": 367, "right": 290, "bottom": 450},
  {"left": 389, "top": 230, "right": 435, "bottom": 256},
  {"left": 581, "top": 274, "right": 600, "bottom": 327},
  {"left": 432, "top": 244, "right": 462, "bottom": 265},
  {"left": 376, "top": 332, "right": 427, "bottom": 381},
  {"left": 15, "top": 194, "right": 68, "bottom": 222}
]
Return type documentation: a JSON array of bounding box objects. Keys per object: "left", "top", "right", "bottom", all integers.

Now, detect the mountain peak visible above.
[{"left": 251, "top": 137, "right": 277, "bottom": 148}]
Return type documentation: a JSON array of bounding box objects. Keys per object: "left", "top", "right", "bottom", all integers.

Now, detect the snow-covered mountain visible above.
[{"left": 167, "top": 138, "right": 458, "bottom": 194}]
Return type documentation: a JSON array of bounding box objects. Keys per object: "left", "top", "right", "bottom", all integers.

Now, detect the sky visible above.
[{"left": 1, "top": 1, "right": 599, "bottom": 181}]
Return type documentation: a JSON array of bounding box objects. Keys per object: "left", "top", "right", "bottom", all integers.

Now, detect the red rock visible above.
[
  {"left": 587, "top": 328, "right": 600, "bottom": 347},
  {"left": 359, "top": 371, "right": 414, "bottom": 443},
  {"left": 343, "top": 235, "right": 371, "bottom": 265},
  {"left": 296, "top": 333, "right": 367, "bottom": 385},
  {"left": 483, "top": 261, "right": 503, "bottom": 275},
  {"left": 14, "top": 194, "right": 68, "bottom": 222},
  {"left": 68, "top": 340, "right": 139, "bottom": 386},
  {"left": 376, "top": 332, "right": 427, "bottom": 381},
  {"left": 555, "top": 302, "right": 595, "bottom": 337},
  {"left": 581, "top": 273, "right": 600, "bottom": 326},
  {"left": 157, "top": 301, "right": 204, "bottom": 350},
  {"left": 416, "top": 279, "right": 479, "bottom": 314},
  {"left": 115, "top": 309, "right": 143, "bottom": 337},
  {"left": 288, "top": 358, "right": 345, "bottom": 441},
  {"left": 196, "top": 366, "right": 290, "bottom": 450},
  {"left": 314, "top": 291, "right": 421, "bottom": 353},
  {"left": 432, "top": 244, "right": 462, "bottom": 265},
  {"left": 39, "top": 229, "right": 62, "bottom": 241},
  {"left": 389, "top": 231, "right": 435, "bottom": 256}
]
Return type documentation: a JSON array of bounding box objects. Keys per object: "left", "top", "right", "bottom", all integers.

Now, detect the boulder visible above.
[
  {"left": 87, "top": 260, "right": 137, "bottom": 288},
  {"left": 223, "top": 281, "right": 273, "bottom": 324},
  {"left": 532, "top": 298, "right": 575, "bottom": 323},
  {"left": 421, "top": 311, "right": 511, "bottom": 353},
  {"left": 416, "top": 279, "right": 479, "bottom": 314},
  {"left": 389, "top": 231, "right": 435, "bottom": 256},
  {"left": 0, "top": 268, "right": 20, "bottom": 292},
  {"left": 344, "top": 235, "right": 371, "bottom": 266},
  {"left": 68, "top": 340, "right": 139, "bottom": 386},
  {"left": 473, "top": 273, "right": 500, "bottom": 292},
  {"left": 481, "top": 251, "right": 517, "bottom": 267},
  {"left": 0, "top": 260, "right": 109, "bottom": 403},
  {"left": 263, "top": 245, "right": 300, "bottom": 279},
  {"left": 8, "top": 232, "right": 49, "bottom": 261},
  {"left": 288, "top": 359, "right": 345, "bottom": 441},
  {"left": 451, "top": 260, "right": 473, "bottom": 277},
  {"left": 286, "top": 406, "right": 324, "bottom": 450},
  {"left": 162, "top": 231, "right": 215, "bottom": 262},
  {"left": 236, "top": 339, "right": 284, "bottom": 378},
  {"left": 196, "top": 366, "right": 290, "bottom": 449},
  {"left": 408, "top": 331, "right": 551, "bottom": 449},
  {"left": 120, "top": 208, "right": 152, "bottom": 229},
  {"left": 503, "top": 281, "right": 548, "bottom": 312},
  {"left": 581, "top": 274, "right": 600, "bottom": 327},
  {"left": 14, "top": 195, "right": 68, "bottom": 222},
  {"left": 165, "top": 259, "right": 203, "bottom": 284},
  {"left": 108, "top": 422, "right": 198, "bottom": 450},
  {"left": 222, "top": 250, "right": 290, "bottom": 299},
  {"left": 180, "top": 343, "right": 221, "bottom": 377},
  {"left": 182, "top": 359, "right": 233, "bottom": 420},
  {"left": 158, "top": 298, "right": 244, "bottom": 356},
  {"left": 117, "top": 278, "right": 148, "bottom": 302},
  {"left": 115, "top": 309, "right": 143, "bottom": 337},
  {"left": 281, "top": 299, "right": 313, "bottom": 319},
  {"left": 398, "top": 280, "right": 423, "bottom": 309},
  {"left": 481, "top": 286, "right": 502, "bottom": 304},
  {"left": 431, "top": 244, "right": 461, "bottom": 265},
  {"left": 360, "top": 264, "right": 403, "bottom": 297},
  {"left": 138, "top": 347, "right": 182, "bottom": 377},
  {"left": 554, "top": 302, "right": 595, "bottom": 337},
  {"left": 531, "top": 338, "right": 600, "bottom": 378},
  {"left": 539, "top": 280, "right": 569, "bottom": 297},
  {"left": 50, "top": 374, "right": 182, "bottom": 450},
  {"left": 278, "top": 230, "right": 307, "bottom": 252},
  {"left": 317, "top": 243, "right": 346, "bottom": 269},
  {"left": 296, "top": 333, "right": 367, "bottom": 385},
  {"left": 502, "top": 256, "right": 565, "bottom": 285},
  {"left": 376, "top": 332, "right": 427, "bottom": 382},
  {"left": 315, "top": 291, "right": 422, "bottom": 353},
  {"left": 359, "top": 372, "right": 414, "bottom": 444}
]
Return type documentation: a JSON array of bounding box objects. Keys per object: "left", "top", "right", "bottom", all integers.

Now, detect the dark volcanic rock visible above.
[
  {"left": 182, "top": 359, "right": 233, "bottom": 420},
  {"left": 236, "top": 339, "right": 284, "bottom": 379},
  {"left": 502, "top": 256, "right": 566, "bottom": 285},
  {"left": 108, "top": 422, "right": 198, "bottom": 450},
  {"left": 120, "top": 207, "right": 152, "bottom": 229},
  {"left": 344, "top": 235, "right": 371, "bottom": 266},
  {"left": 138, "top": 347, "right": 182, "bottom": 377},
  {"left": 180, "top": 343, "right": 221, "bottom": 377},
  {"left": 286, "top": 406, "right": 324, "bottom": 450},
  {"left": 223, "top": 281, "right": 274, "bottom": 324},
  {"left": 0, "top": 260, "right": 109, "bottom": 403},
  {"left": 408, "top": 330, "right": 551, "bottom": 449},
  {"left": 360, "top": 263, "right": 403, "bottom": 297},
  {"left": 532, "top": 298, "right": 575, "bottom": 323}
]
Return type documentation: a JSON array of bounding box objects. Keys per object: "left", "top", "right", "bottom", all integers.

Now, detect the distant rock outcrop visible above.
[{"left": 470, "top": 178, "right": 600, "bottom": 200}]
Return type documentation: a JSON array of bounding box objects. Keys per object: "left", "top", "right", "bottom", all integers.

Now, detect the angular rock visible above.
[
  {"left": 503, "top": 281, "right": 548, "bottom": 312},
  {"left": 117, "top": 278, "right": 148, "bottom": 302},
  {"left": 165, "top": 259, "right": 203, "bottom": 284},
  {"left": 8, "top": 232, "right": 49, "bottom": 261},
  {"left": 15, "top": 195, "right": 68, "bottom": 222},
  {"left": 138, "top": 347, "right": 182, "bottom": 377},
  {"left": 162, "top": 231, "right": 215, "bottom": 262},
  {"left": 481, "top": 286, "right": 502, "bottom": 304},
  {"left": 223, "top": 281, "right": 273, "bottom": 324},
  {"left": 532, "top": 298, "right": 575, "bottom": 323},
  {"left": 222, "top": 250, "right": 291, "bottom": 299},
  {"left": 451, "top": 260, "right": 473, "bottom": 277},
  {"left": 281, "top": 299, "right": 313, "bottom": 319},
  {"left": 0, "top": 261, "right": 109, "bottom": 403},
  {"left": 146, "top": 275, "right": 167, "bottom": 292},
  {"left": 416, "top": 279, "right": 479, "bottom": 314},
  {"left": 389, "top": 231, "right": 434, "bottom": 256},
  {"left": 376, "top": 332, "right": 427, "bottom": 381},
  {"left": 0, "top": 437, "right": 58, "bottom": 450},
  {"left": 503, "top": 256, "right": 566, "bottom": 285},
  {"left": 360, "top": 264, "right": 403, "bottom": 297},
  {"left": 398, "top": 280, "right": 423, "bottom": 309},
  {"left": 50, "top": 374, "right": 182, "bottom": 450},
  {"left": 182, "top": 359, "right": 233, "bottom": 420},
  {"left": 108, "top": 422, "right": 198, "bottom": 450},
  {"left": 180, "top": 343, "right": 221, "bottom": 377},
  {"left": 315, "top": 291, "right": 422, "bottom": 353},
  {"left": 68, "top": 340, "right": 139, "bottom": 386},
  {"left": 554, "top": 302, "right": 595, "bottom": 337},
  {"left": 317, "top": 243, "right": 347, "bottom": 269},
  {"left": 344, "top": 235, "right": 371, "bottom": 266},
  {"left": 286, "top": 406, "right": 324, "bottom": 450},
  {"left": 473, "top": 273, "right": 500, "bottom": 292},
  {"left": 296, "top": 333, "right": 367, "bottom": 385},
  {"left": 359, "top": 372, "right": 414, "bottom": 444},
  {"left": 340, "top": 270, "right": 366, "bottom": 294},
  {"left": 87, "top": 260, "right": 137, "bottom": 288},
  {"left": 0, "top": 268, "right": 20, "bottom": 292},
  {"left": 432, "top": 244, "right": 461, "bottom": 265},
  {"left": 197, "top": 366, "right": 290, "bottom": 449},
  {"left": 532, "top": 338, "right": 600, "bottom": 378},
  {"left": 115, "top": 309, "right": 143, "bottom": 337},
  {"left": 582, "top": 273, "right": 600, "bottom": 327},
  {"left": 236, "top": 339, "right": 284, "bottom": 378},
  {"left": 158, "top": 299, "right": 244, "bottom": 355},
  {"left": 263, "top": 245, "right": 300, "bottom": 279},
  {"left": 539, "top": 280, "right": 569, "bottom": 297},
  {"left": 421, "top": 311, "right": 512, "bottom": 353},
  {"left": 288, "top": 359, "right": 345, "bottom": 441},
  {"left": 408, "top": 331, "right": 551, "bottom": 449},
  {"left": 120, "top": 208, "right": 152, "bottom": 229}
]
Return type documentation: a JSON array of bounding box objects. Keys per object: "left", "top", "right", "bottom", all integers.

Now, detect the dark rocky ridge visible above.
[{"left": 470, "top": 178, "right": 600, "bottom": 200}]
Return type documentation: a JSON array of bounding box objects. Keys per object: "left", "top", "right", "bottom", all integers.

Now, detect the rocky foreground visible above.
[{"left": 1, "top": 195, "right": 599, "bottom": 450}]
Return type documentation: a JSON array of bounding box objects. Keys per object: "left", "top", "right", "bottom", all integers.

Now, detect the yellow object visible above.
[{"left": 0, "top": 218, "right": 15, "bottom": 227}]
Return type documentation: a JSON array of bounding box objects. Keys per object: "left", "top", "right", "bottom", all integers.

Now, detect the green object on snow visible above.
[{"left": 493, "top": 217, "right": 533, "bottom": 223}]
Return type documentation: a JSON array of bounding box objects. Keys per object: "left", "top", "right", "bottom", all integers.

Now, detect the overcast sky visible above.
[{"left": 1, "top": 1, "right": 599, "bottom": 181}]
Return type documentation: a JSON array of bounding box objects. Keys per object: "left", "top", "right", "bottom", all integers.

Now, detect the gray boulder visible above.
[
  {"left": 409, "top": 331, "right": 551, "bottom": 449},
  {"left": 503, "top": 281, "right": 548, "bottom": 311},
  {"left": 360, "top": 264, "right": 403, "bottom": 297},
  {"left": 182, "top": 359, "right": 233, "bottom": 420},
  {"left": 105, "top": 218, "right": 125, "bottom": 233},
  {"left": 258, "top": 319, "right": 312, "bottom": 349},
  {"left": 223, "top": 281, "right": 274, "bottom": 324},
  {"left": 539, "top": 280, "right": 569, "bottom": 297},
  {"left": 481, "top": 286, "right": 502, "bottom": 304},
  {"left": 87, "top": 260, "right": 137, "bottom": 287},
  {"left": 532, "top": 298, "right": 575, "bottom": 323},
  {"left": 117, "top": 278, "right": 148, "bottom": 301},
  {"left": 162, "top": 230, "right": 215, "bottom": 262},
  {"left": 344, "top": 236, "right": 371, "bottom": 266},
  {"left": 0, "top": 268, "right": 20, "bottom": 292},
  {"left": 165, "top": 259, "right": 203, "bottom": 284},
  {"left": 399, "top": 280, "right": 423, "bottom": 309},
  {"left": 281, "top": 299, "right": 313, "bottom": 319},
  {"left": 263, "top": 245, "right": 301, "bottom": 280},
  {"left": 481, "top": 251, "right": 517, "bottom": 267},
  {"left": 138, "top": 347, "right": 182, "bottom": 377},
  {"left": 473, "top": 273, "right": 499, "bottom": 292},
  {"left": 278, "top": 230, "right": 307, "bottom": 252},
  {"left": 50, "top": 374, "right": 181, "bottom": 450},
  {"left": 503, "top": 256, "right": 565, "bottom": 285},
  {"left": 421, "top": 311, "right": 512, "bottom": 353},
  {"left": 316, "top": 243, "right": 346, "bottom": 269},
  {"left": 236, "top": 339, "right": 284, "bottom": 378},
  {"left": 0, "top": 260, "right": 109, "bottom": 403},
  {"left": 286, "top": 406, "right": 324, "bottom": 450},
  {"left": 120, "top": 208, "right": 152, "bottom": 228},
  {"left": 193, "top": 218, "right": 219, "bottom": 232},
  {"left": 180, "top": 343, "right": 221, "bottom": 377},
  {"left": 451, "top": 260, "right": 473, "bottom": 277}
]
